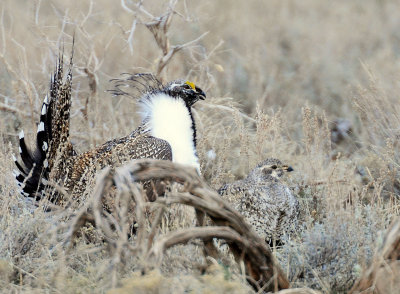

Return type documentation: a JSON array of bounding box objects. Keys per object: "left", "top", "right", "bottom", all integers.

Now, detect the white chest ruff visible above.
[{"left": 141, "top": 93, "right": 200, "bottom": 172}]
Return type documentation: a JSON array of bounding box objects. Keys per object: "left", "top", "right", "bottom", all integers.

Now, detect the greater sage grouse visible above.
[
  {"left": 218, "top": 158, "right": 299, "bottom": 245},
  {"left": 13, "top": 52, "right": 205, "bottom": 206}
]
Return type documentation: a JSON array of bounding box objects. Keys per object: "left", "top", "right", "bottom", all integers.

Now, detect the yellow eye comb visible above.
[{"left": 185, "top": 81, "right": 196, "bottom": 90}]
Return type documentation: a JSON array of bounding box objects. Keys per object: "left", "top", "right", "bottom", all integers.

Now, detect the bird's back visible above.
[
  {"left": 60, "top": 123, "right": 172, "bottom": 203},
  {"left": 14, "top": 47, "right": 205, "bottom": 211},
  {"left": 237, "top": 181, "right": 299, "bottom": 241},
  {"left": 219, "top": 162, "right": 299, "bottom": 243}
]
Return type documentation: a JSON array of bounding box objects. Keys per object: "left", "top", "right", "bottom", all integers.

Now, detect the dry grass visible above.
[{"left": 1, "top": 0, "right": 400, "bottom": 293}]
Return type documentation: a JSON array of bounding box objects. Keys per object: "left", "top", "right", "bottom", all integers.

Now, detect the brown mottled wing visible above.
[
  {"left": 67, "top": 133, "right": 172, "bottom": 196},
  {"left": 122, "top": 135, "right": 172, "bottom": 162}
]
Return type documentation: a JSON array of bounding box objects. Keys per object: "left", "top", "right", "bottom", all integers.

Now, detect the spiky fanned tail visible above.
[{"left": 13, "top": 50, "right": 75, "bottom": 200}]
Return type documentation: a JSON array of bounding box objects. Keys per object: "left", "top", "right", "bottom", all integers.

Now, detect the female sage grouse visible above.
[
  {"left": 218, "top": 158, "right": 299, "bottom": 245},
  {"left": 13, "top": 51, "right": 205, "bottom": 207}
]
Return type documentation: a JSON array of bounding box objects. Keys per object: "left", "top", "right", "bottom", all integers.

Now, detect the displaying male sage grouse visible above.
[
  {"left": 218, "top": 158, "right": 299, "bottom": 246},
  {"left": 13, "top": 52, "right": 205, "bottom": 208}
]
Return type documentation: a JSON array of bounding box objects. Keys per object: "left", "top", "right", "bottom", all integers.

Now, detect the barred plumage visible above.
[
  {"left": 218, "top": 158, "right": 299, "bottom": 245},
  {"left": 13, "top": 51, "right": 74, "bottom": 200},
  {"left": 13, "top": 49, "right": 206, "bottom": 207}
]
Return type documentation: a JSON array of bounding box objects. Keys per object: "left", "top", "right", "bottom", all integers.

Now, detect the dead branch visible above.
[
  {"left": 91, "top": 167, "right": 117, "bottom": 241},
  {"left": 115, "top": 159, "right": 290, "bottom": 291},
  {"left": 147, "top": 226, "right": 246, "bottom": 264},
  {"left": 349, "top": 217, "right": 400, "bottom": 293},
  {"left": 66, "top": 158, "right": 290, "bottom": 292},
  {"left": 117, "top": 0, "right": 207, "bottom": 78},
  {"left": 139, "top": 1, "right": 207, "bottom": 77}
]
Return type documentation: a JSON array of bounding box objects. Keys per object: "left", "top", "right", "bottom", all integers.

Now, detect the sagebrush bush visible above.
[{"left": 278, "top": 207, "right": 387, "bottom": 292}]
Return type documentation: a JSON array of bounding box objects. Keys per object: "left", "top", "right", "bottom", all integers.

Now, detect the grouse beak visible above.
[
  {"left": 195, "top": 87, "right": 206, "bottom": 100},
  {"left": 286, "top": 166, "right": 294, "bottom": 172}
]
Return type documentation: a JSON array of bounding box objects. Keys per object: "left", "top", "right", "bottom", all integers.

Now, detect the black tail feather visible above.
[
  {"left": 14, "top": 127, "right": 47, "bottom": 199},
  {"left": 13, "top": 153, "right": 28, "bottom": 176},
  {"left": 13, "top": 169, "right": 25, "bottom": 183},
  {"left": 14, "top": 46, "right": 74, "bottom": 201},
  {"left": 18, "top": 131, "right": 35, "bottom": 173}
]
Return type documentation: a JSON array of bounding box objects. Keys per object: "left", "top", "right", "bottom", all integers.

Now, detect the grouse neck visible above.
[{"left": 140, "top": 93, "right": 200, "bottom": 172}]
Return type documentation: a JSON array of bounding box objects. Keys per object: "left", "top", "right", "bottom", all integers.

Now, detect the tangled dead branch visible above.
[
  {"left": 123, "top": 0, "right": 208, "bottom": 78},
  {"left": 66, "top": 159, "right": 290, "bottom": 292}
]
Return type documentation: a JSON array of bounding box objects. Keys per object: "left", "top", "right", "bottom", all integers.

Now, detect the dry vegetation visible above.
[{"left": 0, "top": 0, "right": 400, "bottom": 293}]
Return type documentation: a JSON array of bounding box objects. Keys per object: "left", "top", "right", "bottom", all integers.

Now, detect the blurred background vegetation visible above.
[{"left": 0, "top": 0, "right": 399, "bottom": 292}]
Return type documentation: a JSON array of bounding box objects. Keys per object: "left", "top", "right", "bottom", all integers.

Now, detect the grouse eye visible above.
[{"left": 271, "top": 165, "right": 278, "bottom": 169}]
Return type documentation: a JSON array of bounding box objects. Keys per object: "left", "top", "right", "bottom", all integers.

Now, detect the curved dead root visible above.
[
  {"left": 63, "top": 159, "right": 400, "bottom": 293},
  {"left": 65, "top": 159, "right": 290, "bottom": 292}
]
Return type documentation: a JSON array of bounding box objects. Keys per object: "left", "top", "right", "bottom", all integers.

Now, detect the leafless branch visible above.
[{"left": 69, "top": 159, "right": 290, "bottom": 292}]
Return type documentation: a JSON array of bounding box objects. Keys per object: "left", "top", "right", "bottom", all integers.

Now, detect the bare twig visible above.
[
  {"left": 118, "top": 159, "right": 289, "bottom": 291},
  {"left": 66, "top": 158, "right": 290, "bottom": 292},
  {"left": 147, "top": 226, "right": 248, "bottom": 264}
]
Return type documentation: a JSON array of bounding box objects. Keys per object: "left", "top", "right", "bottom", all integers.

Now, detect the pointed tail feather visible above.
[
  {"left": 13, "top": 93, "right": 52, "bottom": 199},
  {"left": 47, "top": 49, "right": 75, "bottom": 170},
  {"left": 14, "top": 48, "right": 75, "bottom": 200}
]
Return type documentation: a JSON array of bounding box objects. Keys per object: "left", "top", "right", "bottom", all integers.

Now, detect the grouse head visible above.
[
  {"left": 248, "top": 158, "right": 293, "bottom": 182},
  {"left": 163, "top": 80, "right": 206, "bottom": 107}
]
